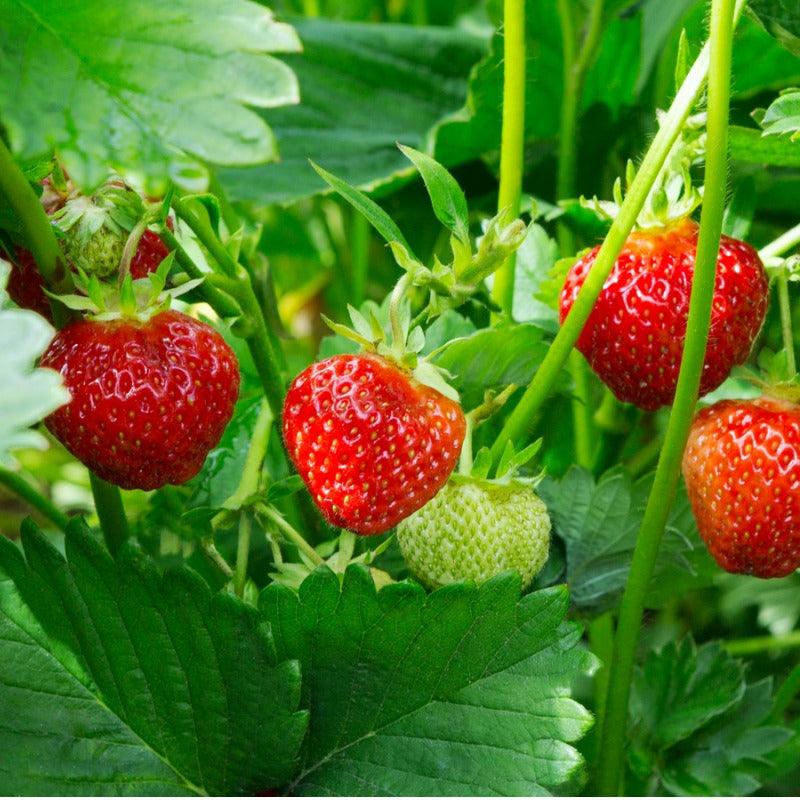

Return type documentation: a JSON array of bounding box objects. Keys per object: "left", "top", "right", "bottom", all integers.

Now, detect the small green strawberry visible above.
[
  {"left": 397, "top": 436, "right": 550, "bottom": 589},
  {"left": 397, "top": 477, "right": 550, "bottom": 589}
]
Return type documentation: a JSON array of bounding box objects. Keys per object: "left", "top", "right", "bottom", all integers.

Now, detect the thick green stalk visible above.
[
  {"left": 159, "top": 229, "right": 241, "bottom": 317},
  {"left": 350, "top": 211, "right": 369, "bottom": 307},
  {"left": 725, "top": 630, "right": 800, "bottom": 657},
  {"left": 596, "top": 0, "right": 737, "bottom": 792},
  {"left": 490, "top": 0, "right": 526, "bottom": 318},
  {"left": 489, "top": 0, "right": 747, "bottom": 465},
  {"left": 777, "top": 273, "right": 797, "bottom": 375},
  {"left": 0, "top": 466, "right": 70, "bottom": 531},
  {"left": 556, "top": 0, "right": 605, "bottom": 467},
  {"left": 588, "top": 611, "right": 614, "bottom": 734},
  {"left": 89, "top": 473, "right": 131, "bottom": 556},
  {"left": 171, "top": 198, "right": 285, "bottom": 416},
  {"left": 234, "top": 512, "right": 253, "bottom": 598},
  {"left": 0, "top": 139, "right": 70, "bottom": 294}
]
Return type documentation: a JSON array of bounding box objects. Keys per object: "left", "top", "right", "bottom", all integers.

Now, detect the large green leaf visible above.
[
  {"left": 432, "top": 323, "right": 558, "bottom": 409},
  {"left": 0, "top": 262, "right": 68, "bottom": 465},
  {"left": 260, "top": 567, "right": 596, "bottom": 796},
  {"left": 0, "top": 520, "right": 307, "bottom": 795},
  {"left": 0, "top": 0, "right": 300, "bottom": 189},
  {"left": 537, "top": 467, "right": 717, "bottom": 614},
  {"left": 628, "top": 638, "right": 792, "bottom": 796},
  {"left": 217, "top": 17, "right": 486, "bottom": 205}
]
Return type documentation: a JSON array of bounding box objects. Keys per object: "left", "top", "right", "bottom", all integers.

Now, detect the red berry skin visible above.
[
  {"left": 6, "top": 246, "right": 53, "bottom": 321},
  {"left": 283, "top": 353, "right": 466, "bottom": 535},
  {"left": 683, "top": 398, "right": 800, "bottom": 578},
  {"left": 559, "top": 220, "right": 768, "bottom": 411},
  {"left": 40, "top": 310, "right": 240, "bottom": 491},
  {"left": 130, "top": 229, "right": 169, "bottom": 279}
]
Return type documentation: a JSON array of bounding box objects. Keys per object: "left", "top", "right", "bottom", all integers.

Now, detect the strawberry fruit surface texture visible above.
[
  {"left": 41, "top": 310, "right": 240, "bottom": 490},
  {"left": 683, "top": 397, "right": 800, "bottom": 578},
  {"left": 283, "top": 353, "right": 466, "bottom": 534},
  {"left": 560, "top": 220, "right": 768, "bottom": 410}
]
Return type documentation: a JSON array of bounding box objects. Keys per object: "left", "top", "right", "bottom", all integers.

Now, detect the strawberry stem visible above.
[
  {"left": 556, "top": 0, "right": 606, "bottom": 470},
  {"left": 490, "top": 0, "right": 526, "bottom": 319},
  {"left": 262, "top": 505, "right": 324, "bottom": 566},
  {"left": 234, "top": 511, "right": 253, "bottom": 599},
  {"left": 89, "top": 473, "right": 131, "bottom": 557},
  {"left": 724, "top": 630, "right": 800, "bottom": 657},
  {"left": 488, "top": 0, "right": 748, "bottom": 468},
  {"left": 0, "top": 138, "right": 72, "bottom": 324},
  {"left": 596, "top": 0, "right": 738, "bottom": 792},
  {"left": 200, "top": 539, "right": 234, "bottom": 579},
  {"left": 777, "top": 272, "right": 797, "bottom": 377},
  {"left": 0, "top": 465, "right": 70, "bottom": 532},
  {"left": 759, "top": 220, "right": 800, "bottom": 260}
]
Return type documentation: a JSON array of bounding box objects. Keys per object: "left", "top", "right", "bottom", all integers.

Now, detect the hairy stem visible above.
[
  {"left": 89, "top": 473, "right": 131, "bottom": 556},
  {"left": 489, "top": 0, "right": 747, "bottom": 466},
  {"left": 490, "top": 0, "right": 526, "bottom": 318},
  {"left": 0, "top": 466, "right": 70, "bottom": 531},
  {"left": 596, "top": 0, "right": 737, "bottom": 792}
]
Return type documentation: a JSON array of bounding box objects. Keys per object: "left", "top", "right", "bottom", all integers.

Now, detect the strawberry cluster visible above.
[{"left": 7, "top": 175, "right": 240, "bottom": 492}]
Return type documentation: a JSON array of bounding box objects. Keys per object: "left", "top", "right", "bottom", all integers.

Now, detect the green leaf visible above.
[
  {"left": 511, "top": 222, "right": 560, "bottom": 332},
  {"left": 719, "top": 571, "right": 800, "bottom": 636},
  {"left": 311, "top": 162, "right": 414, "bottom": 255},
  {"left": 0, "top": 263, "right": 68, "bottom": 465},
  {"left": 629, "top": 638, "right": 792, "bottom": 796},
  {"left": 729, "top": 125, "right": 800, "bottom": 167},
  {"left": 749, "top": 0, "right": 800, "bottom": 56},
  {"left": 0, "top": 520, "right": 307, "bottom": 795},
  {"left": 760, "top": 89, "right": 800, "bottom": 139},
  {"left": 0, "top": 0, "right": 300, "bottom": 189},
  {"left": 398, "top": 145, "right": 469, "bottom": 242},
  {"left": 433, "top": 323, "right": 558, "bottom": 409},
  {"left": 217, "top": 17, "right": 486, "bottom": 205},
  {"left": 260, "top": 567, "right": 596, "bottom": 795},
  {"left": 537, "top": 467, "right": 717, "bottom": 613}
]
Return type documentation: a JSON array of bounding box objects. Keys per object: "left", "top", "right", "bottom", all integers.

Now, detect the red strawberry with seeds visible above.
[
  {"left": 283, "top": 353, "right": 466, "bottom": 534},
  {"left": 130, "top": 229, "right": 170, "bottom": 280},
  {"left": 559, "top": 219, "right": 768, "bottom": 410},
  {"left": 6, "top": 246, "right": 53, "bottom": 321},
  {"left": 41, "top": 310, "right": 239, "bottom": 491},
  {"left": 682, "top": 397, "right": 800, "bottom": 578}
]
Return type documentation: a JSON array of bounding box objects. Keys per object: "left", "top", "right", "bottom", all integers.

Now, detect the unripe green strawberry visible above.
[{"left": 397, "top": 478, "right": 551, "bottom": 589}]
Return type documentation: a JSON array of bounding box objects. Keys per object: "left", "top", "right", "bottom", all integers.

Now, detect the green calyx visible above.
[
  {"left": 396, "top": 477, "right": 551, "bottom": 590},
  {"left": 580, "top": 112, "right": 706, "bottom": 231},
  {"left": 46, "top": 253, "right": 201, "bottom": 322},
  {"left": 322, "top": 300, "right": 461, "bottom": 401},
  {"left": 53, "top": 181, "right": 151, "bottom": 277}
]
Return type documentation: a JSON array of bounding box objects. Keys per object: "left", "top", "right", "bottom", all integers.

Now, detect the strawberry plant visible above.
[{"left": 0, "top": 0, "right": 799, "bottom": 796}]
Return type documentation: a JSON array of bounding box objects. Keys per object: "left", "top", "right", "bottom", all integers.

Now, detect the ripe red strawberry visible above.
[
  {"left": 559, "top": 219, "right": 768, "bottom": 410},
  {"left": 682, "top": 397, "right": 800, "bottom": 578},
  {"left": 283, "top": 353, "right": 466, "bottom": 534},
  {"left": 130, "top": 229, "right": 170, "bottom": 279},
  {"left": 40, "top": 310, "right": 239, "bottom": 491},
  {"left": 6, "top": 246, "right": 53, "bottom": 321}
]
